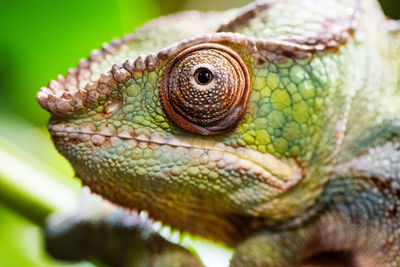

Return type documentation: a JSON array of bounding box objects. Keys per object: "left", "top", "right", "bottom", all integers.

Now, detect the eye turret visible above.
[{"left": 161, "top": 43, "right": 250, "bottom": 135}]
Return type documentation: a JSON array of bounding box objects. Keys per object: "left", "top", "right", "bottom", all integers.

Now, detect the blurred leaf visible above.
[
  {"left": 0, "top": 0, "right": 160, "bottom": 126},
  {"left": 0, "top": 113, "right": 75, "bottom": 175},
  {"left": 0, "top": 203, "right": 94, "bottom": 267},
  {"left": 0, "top": 118, "right": 94, "bottom": 266},
  {"left": 0, "top": 136, "right": 80, "bottom": 224}
]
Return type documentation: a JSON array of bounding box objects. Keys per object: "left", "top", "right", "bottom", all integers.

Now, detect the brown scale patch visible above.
[
  {"left": 256, "top": 56, "right": 267, "bottom": 65},
  {"left": 386, "top": 204, "right": 398, "bottom": 219},
  {"left": 370, "top": 175, "right": 392, "bottom": 193},
  {"left": 67, "top": 138, "right": 81, "bottom": 145},
  {"left": 370, "top": 176, "right": 400, "bottom": 219}
]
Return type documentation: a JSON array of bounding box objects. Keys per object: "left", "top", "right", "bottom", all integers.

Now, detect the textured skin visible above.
[{"left": 37, "top": 0, "right": 400, "bottom": 266}]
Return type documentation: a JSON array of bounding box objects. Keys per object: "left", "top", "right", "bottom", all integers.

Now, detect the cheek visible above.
[{"left": 54, "top": 133, "right": 286, "bottom": 218}]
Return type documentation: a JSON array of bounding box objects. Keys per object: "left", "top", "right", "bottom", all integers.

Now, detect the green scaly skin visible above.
[{"left": 37, "top": 0, "right": 400, "bottom": 266}]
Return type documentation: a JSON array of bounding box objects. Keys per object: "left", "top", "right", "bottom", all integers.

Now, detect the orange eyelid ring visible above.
[{"left": 160, "top": 43, "right": 251, "bottom": 136}]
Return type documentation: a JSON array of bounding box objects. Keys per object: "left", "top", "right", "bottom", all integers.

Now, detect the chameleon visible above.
[{"left": 36, "top": 0, "right": 400, "bottom": 266}]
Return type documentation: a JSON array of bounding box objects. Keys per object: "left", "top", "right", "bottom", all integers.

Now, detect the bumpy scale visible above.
[{"left": 37, "top": 0, "right": 400, "bottom": 266}]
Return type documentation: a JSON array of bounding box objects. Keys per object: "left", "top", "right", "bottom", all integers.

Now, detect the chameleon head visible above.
[{"left": 36, "top": 1, "right": 359, "bottom": 245}]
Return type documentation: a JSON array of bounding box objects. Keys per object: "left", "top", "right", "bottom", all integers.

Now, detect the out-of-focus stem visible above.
[{"left": 0, "top": 137, "right": 78, "bottom": 226}]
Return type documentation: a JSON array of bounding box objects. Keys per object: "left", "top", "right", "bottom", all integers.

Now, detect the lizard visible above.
[{"left": 36, "top": 0, "right": 400, "bottom": 266}]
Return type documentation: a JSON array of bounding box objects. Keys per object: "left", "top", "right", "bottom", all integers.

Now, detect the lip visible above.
[{"left": 49, "top": 122, "right": 302, "bottom": 191}]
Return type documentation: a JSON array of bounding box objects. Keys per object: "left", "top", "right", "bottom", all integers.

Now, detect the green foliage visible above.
[{"left": 0, "top": 0, "right": 161, "bottom": 125}]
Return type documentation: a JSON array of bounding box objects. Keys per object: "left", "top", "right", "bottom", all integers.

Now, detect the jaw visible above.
[{"left": 48, "top": 120, "right": 302, "bottom": 245}]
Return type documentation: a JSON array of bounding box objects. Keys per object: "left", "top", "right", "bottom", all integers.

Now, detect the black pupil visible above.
[{"left": 196, "top": 68, "right": 213, "bottom": 85}]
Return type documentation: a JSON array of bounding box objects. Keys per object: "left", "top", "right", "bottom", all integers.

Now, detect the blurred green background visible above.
[{"left": 0, "top": 0, "right": 398, "bottom": 266}]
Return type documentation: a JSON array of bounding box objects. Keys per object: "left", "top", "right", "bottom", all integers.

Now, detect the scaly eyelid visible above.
[{"left": 160, "top": 43, "right": 250, "bottom": 136}]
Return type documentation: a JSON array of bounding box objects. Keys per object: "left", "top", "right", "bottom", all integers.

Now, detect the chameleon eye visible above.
[
  {"left": 161, "top": 43, "right": 250, "bottom": 135},
  {"left": 194, "top": 68, "right": 213, "bottom": 85}
]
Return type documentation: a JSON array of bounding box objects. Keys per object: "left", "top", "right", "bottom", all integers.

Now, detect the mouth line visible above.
[{"left": 49, "top": 126, "right": 302, "bottom": 191}]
